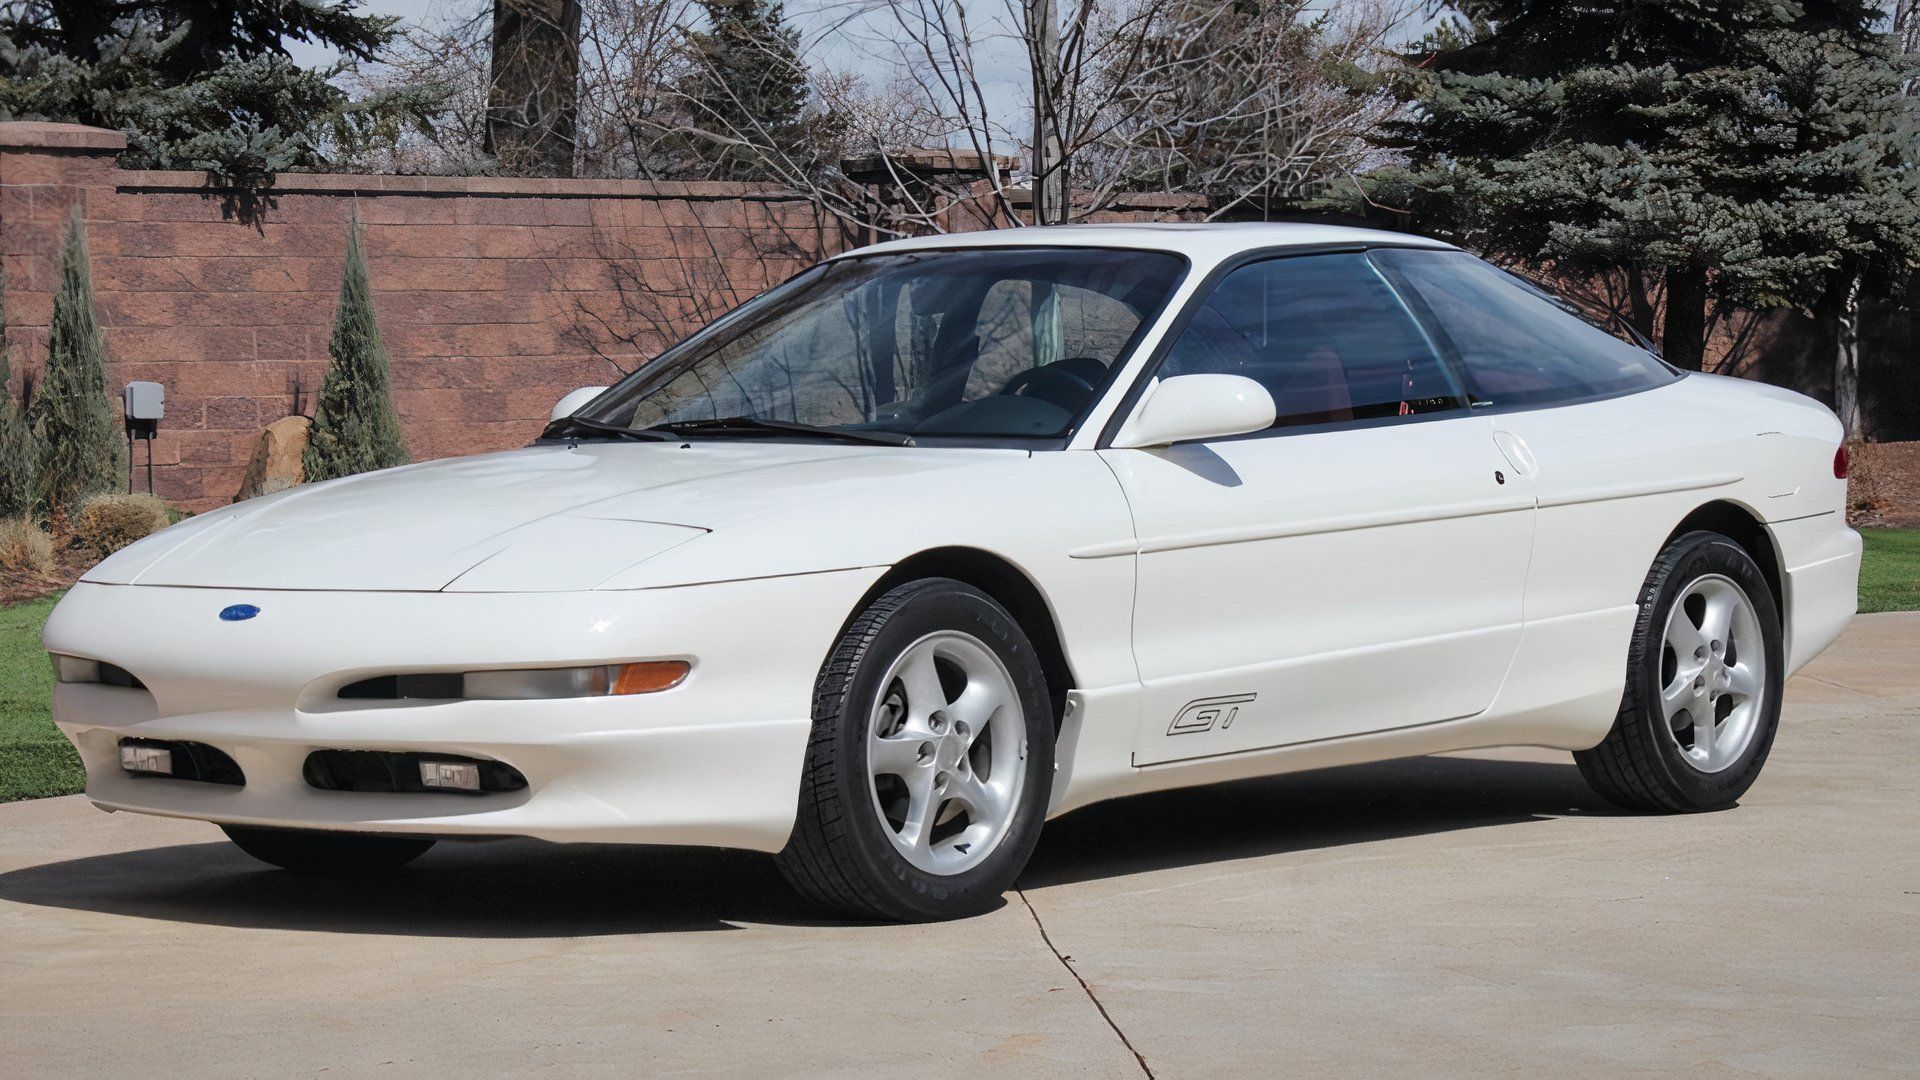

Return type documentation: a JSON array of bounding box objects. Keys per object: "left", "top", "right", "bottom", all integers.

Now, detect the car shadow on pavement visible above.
[
  {"left": 1020, "top": 753, "right": 1618, "bottom": 889},
  {"left": 0, "top": 754, "right": 1617, "bottom": 936},
  {"left": 0, "top": 834, "right": 826, "bottom": 937}
]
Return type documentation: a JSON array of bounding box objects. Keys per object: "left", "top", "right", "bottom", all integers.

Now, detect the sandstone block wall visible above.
[{"left": 0, "top": 122, "right": 837, "bottom": 509}]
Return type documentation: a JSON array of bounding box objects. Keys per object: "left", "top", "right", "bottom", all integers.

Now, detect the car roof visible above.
[{"left": 836, "top": 221, "right": 1458, "bottom": 263}]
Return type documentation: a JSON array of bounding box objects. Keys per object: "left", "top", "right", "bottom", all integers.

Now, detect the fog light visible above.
[
  {"left": 419, "top": 759, "right": 481, "bottom": 791},
  {"left": 121, "top": 743, "right": 173, "bottom": 776}
]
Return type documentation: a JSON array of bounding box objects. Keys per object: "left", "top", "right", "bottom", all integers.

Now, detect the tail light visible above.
[{"left": 1834, "top": 445, "right": 1849, "bottom": 480}]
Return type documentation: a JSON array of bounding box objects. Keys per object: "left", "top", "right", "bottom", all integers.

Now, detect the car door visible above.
[
  {"left": 1097, "top": 250, "right": 1535, "bottom": 766},
  {"left": 1368, "top": 248, "right": 1706, "bottom": 725}
]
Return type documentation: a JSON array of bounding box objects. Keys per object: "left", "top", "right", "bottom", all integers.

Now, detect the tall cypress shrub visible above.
[
  {"left": 304, "top": 218, "right": 408, "bottom": 482},
  {"left": 30, "top": 209, "right": 121, "bottom": 513},
  {"left": 0, "top": 266, "right": 41, "bottom": 515}
]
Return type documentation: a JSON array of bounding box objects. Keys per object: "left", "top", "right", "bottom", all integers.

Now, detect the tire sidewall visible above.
[
  {"left": 1632, "top": 534, "right": 1785, "bottom": 807},
  {"left": 826, "top": 582, "right": 1054, "bottom": 919}
]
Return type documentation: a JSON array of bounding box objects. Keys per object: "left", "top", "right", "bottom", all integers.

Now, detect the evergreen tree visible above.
[
  {"left": 1766, "top": 26, "right": 1920, "bottom": 436},
  {"left": 0, "top": 1, "right": 446, "bottom": 177},
  {"left": 1369, "top": 0, "right": 1919, "bottom": 375},
  {"left": 12, "top": 1, "right": 395, "bottom": 74},
  {"left": 30, "top": 210, "right": 122, "bottom": 514},
  {"left": 304, "top": 219, "right": 408, "bottom": 483},
  {"left": 0, "top": 267, "right": 40, "bottom": 516},
  {"left": 665, "top": 0, "right": 820, "bottom": 182}
]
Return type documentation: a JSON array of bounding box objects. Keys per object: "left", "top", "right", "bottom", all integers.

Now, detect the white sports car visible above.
[{"left": 46, "top": 224, "right": 1860, "bottom": 921}]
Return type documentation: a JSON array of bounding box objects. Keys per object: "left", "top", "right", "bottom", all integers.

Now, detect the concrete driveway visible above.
[{"left": 2, "top": 614, "right": 1914, "bottom": 1079}]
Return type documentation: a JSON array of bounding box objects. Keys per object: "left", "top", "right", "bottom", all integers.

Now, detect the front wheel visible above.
[
  {"left": 1576, "top": 531, "right": 1785, "bottom": 812},
  {"left": 777, "top": 579, "right": 1055, "bottom": 921},
  {"left": 223, "top": 825, "right": 435, "bottom": 873}
]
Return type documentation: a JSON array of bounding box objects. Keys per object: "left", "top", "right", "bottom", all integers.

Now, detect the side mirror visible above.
[
  {"left": 1110, "top": 374, "right": 1276, "bottom": 449},
  {"left": 550, "top": 386, "right": 610, "bottom": 422}
]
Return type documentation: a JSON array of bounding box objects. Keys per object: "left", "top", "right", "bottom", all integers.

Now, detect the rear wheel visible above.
[
  {"left": 1576, "top": 531, "right": 1784, "bottom": 812},
  {"left": 223, "top": 825, "right": 435, "bottom": 873},
  {"left": 777, "top": 579, "right": 1054, "bottom": 921}
]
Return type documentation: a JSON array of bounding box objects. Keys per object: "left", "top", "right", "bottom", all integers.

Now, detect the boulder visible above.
[{"left": 234, "top": 415, "right": 312, "bottom": 502}]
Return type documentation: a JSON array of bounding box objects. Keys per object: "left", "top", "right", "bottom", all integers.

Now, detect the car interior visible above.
[{"left": 1160, "top": 255, "right": 1465, "bottom": 428}]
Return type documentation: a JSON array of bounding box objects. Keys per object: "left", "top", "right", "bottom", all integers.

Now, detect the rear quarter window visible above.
[{"left": 1371, "top": 249, "right": 1677, "bottom": 409}]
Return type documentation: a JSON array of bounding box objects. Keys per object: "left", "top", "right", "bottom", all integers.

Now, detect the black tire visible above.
[
  {"left": 223, "top": 825, "right": 435, "bottom": 873},
  {"left": 1576, "top": 530, "right": 1785, "bottom": 812},
  {"left": 776, "top": 578, "right": 1055, "bottom": 922}
]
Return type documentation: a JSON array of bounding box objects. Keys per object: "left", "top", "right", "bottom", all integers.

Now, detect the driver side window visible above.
[
  {"left": 1160, "top": 252, "right": 1466, "bottom": 429},
  {"left": 965, "top": 281, "right": 1141, "bottom": 401}
]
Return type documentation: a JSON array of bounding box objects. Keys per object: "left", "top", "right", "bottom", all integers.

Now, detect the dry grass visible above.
[
  {"left": 0, "top": 516, "right": 54, "bottom": 575},
  {"left": 68, "top": 493, "right": 172, "bottom": 559}
]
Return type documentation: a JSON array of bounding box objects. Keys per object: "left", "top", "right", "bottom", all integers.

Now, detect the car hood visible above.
[{"left": 88, "top": 441, "right": 1020, "bottom": 592}]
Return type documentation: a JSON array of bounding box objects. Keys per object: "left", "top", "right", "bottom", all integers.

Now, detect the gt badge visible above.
[{"left": 1168, "top": 694, "right": 1256, "bottom": 735}]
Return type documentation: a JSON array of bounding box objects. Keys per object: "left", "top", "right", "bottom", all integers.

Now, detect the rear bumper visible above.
[
  {"left": 44, "top": 572, "right": 881, "bottom": 851},
  {"left": 1771, "top": 514, "right": 1862, "bottom": 675}
]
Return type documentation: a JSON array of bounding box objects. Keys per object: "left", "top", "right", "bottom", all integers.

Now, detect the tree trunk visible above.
[
  {"left": 1660, "top": 264, "right": 1709, "bottom": 371},
  {"left": 1829, "top": 273, "right": 1864, "bottom": 440},
  {"left": 1624, "top": 263, "right": 1657, "bottom": 340},
  {"left": 49, "top": 0, "right": 114, "bottom": 64},
  {"left": 486, "top": 0, "right": 582, "bottom": 178},
  {"left": 1025, "top": 0, "right": 1067, "bottom": 225}
]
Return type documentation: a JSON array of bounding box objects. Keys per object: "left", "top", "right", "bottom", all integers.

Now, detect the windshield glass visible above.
[{"left": 573, "top": 247, "right": 1187, "bottom": 443}]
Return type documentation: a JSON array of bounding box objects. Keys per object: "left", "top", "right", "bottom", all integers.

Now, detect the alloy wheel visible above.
[
  {"left": 865, "top": 631, "right": 1028, "bottom": 874},
  {"left": 1658, "top": 574, "right": 1768, "bottom": 773}
]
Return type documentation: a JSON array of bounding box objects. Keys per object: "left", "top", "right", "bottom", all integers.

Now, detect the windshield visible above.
[{"left": 571, "top": 247, "right": 1187, "bottom": 444}]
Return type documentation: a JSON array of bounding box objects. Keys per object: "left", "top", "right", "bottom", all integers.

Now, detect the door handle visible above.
[{"left": 1493, "top": 430, "right": 1538, "bottom": 478}]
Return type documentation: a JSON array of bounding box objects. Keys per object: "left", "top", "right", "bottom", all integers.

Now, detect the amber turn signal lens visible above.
[{"left": 611, "top": 661, "right": 690, "bottom": 695}]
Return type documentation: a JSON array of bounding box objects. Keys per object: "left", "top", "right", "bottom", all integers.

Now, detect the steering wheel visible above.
[{"left": 1001, "top": 358, "right": 1103, "bottom": 411}]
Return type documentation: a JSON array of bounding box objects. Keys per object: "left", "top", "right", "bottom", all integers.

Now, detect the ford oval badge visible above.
[{"left": 219, "top": 604, "right": 261, "bottom": 622}]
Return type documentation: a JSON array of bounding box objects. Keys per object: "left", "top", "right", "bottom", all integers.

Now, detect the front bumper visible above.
[{"left": 43, "top": 571, "right": 882, "bottom": 851}]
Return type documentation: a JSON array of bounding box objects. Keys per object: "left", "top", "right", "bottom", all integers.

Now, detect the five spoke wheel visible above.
[
  {"left": 866, "top": 631, "right": 1026, "bottom": 874},
  {"left": 1575, "top": 530, "right": 1784, "bottom": 814},
  {"left": 1658, "top": 574, "right": 1767, "bottom": 773}
]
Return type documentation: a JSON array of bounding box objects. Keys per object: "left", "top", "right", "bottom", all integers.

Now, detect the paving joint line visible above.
[{"left": 1016, "top": 888, "right": 1154, "bottom": 1079}]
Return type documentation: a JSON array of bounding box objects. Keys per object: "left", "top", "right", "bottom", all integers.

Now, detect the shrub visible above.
[
  {"left": 69, "top": 493, "right": 171, "bottom": 558},
  {"left": 304, "top": 217, "right": 408, "bottom": 483},
  {"left": 30, "top": 209, "right": 122, "bottom": 512},
  {"left": 0, "top": 515, "right": 53, "bottom": 574},
  {"left": 0, "top": 266, "right": 41, "bottom": 516}
]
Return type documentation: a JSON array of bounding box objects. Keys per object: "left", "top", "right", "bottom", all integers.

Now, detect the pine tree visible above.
[
  {"left": 304, "top": 218, "right": 408, "bottom": 483},
  {"left": 30, "top": 210, "right": 121, "bottom": 514},
  {"left": 1369, "top": 0, "right": 1919, "bottom": 374},
  {"left": 1765, "top": 27, "right": 1920, "bottom": 437},
  {"left": 667, "top": 0, "right": 818, "bottom": 181},
  {"left": 0, "top": 267, "right": 39, "bottom": 516},
  {"left": 0, "top": 2, "right": 447, "bottom": 178},
  {"left": 13, "top": 1, "right": 395, "bottom": 74}
]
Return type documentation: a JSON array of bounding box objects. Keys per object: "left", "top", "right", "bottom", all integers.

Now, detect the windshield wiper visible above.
[
  {"left": 541, "top": 415, "right": 675, "bottom": 442},
  {"left": 646, "top": 417, "right": 915, "bottom": 446}
]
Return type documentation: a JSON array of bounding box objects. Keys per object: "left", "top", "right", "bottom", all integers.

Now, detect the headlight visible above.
[{"left": 338, "top": 661, "right": 690, "bottom": 702}]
